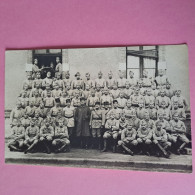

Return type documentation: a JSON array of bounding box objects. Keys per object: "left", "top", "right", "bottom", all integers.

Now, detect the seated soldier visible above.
[
  {"left": 129, "top": 110, "right": 140, "bottom": 131},
  {"left": 33, "top": 110, "right": 43, "bottom": 129},
  {"left": 60, "top": 91, "right": 69, "bottom": 108},
  {"left": 157, "top": 100, "right": 172, "bottom": 121},
  {"left": 144, "top": 88, "right": 155, "bottom": 108},
  {"left": 136, "top": 100, "right": 147, "bottom": 120},
  {"left": 43, "top": 90, "right": 55, "bottom": 115},
  {"left": 147, "top": 101, "right": 157, "bottom": 120},
  {"left": 24, "top": 119, "right": 39, "bottom": 154},
  {"left": 10, "top": 101, "right": 24, "bottom": 124},
  {"left": 95, "top": 71, "right": 106, "bottom": 89},
  {"left": 63, "top": 71, "right": 72, "bottom": 89},
  {"left": 86, "top": 88, "right": 99, "bottom": 110},
  {"left": 42, "top": 71, "right": 53, "bottom": 88},
  {"left": 35, "top": 102, "right": 47, "bottom": 119},
  {"left": 89, "top": 101, "right": 105, "bottom": 150},
  {"left": 137, "top": 120, "right": 153, "bottom": 156},
  {"left": 155, "top": 69, "right": 168, "bottom": 89},
  {"left": 30, "top": 89, "right": 43, "bottom": 108},
  {"left": 95, "top": 84, "right": 102, "bottom": 99},
  {"left": 119, "top": 113, "right": 127, "bottom": 135},
  {"left": 8, "top": 119, "right": 25, "bottom": 152},
  {"left": 128, "top": 70, "right": 138, "bottom": 87},
  {"left": 142, "top": 70, "right": 153, "bottom": 88},
  {"left": 117, "top": 71, "right": 127, "bottom": 89},
  {"left": 18, "top": 91, "right": 29, "bottom": 108},
  {"left": 171, "top": 100, "right": 186, "bottom": 121},
  {"left": 100, "top": 87, "right": 113, "bottom": 108},
  {"left": 118, "top": 120, "right": 137, "bottom": 156},
  {"left": 41, "top": 83, "right": 52, "bottom": 98},
  {"left": 137, "top": 79, "right": 146, "bottom": 96},
  {"left": 84, "top": 72, "right": 95, "bottom": 89},
  {"left": 116, "top": 92, "right": 127, "bottom": 109},
  {"left": 25, "top": 101, "right": 35, "bottom": 118},
  {"left": 52, "top": 119, "right": 70, "bottom": 153},
  {"left": 106, "top": 71, "right": 116, "bottom": 89},
  {"left": 130, "top": 87, "right": 144, "bottom": 109},
  {"left": 165, "top": 82, "right": 174, "bottom": 99},
  {"left": 151, "top": 83, "right": 159, "bottom": 98},
  {"left": 32, "top": 71, "right": 42, "bottom": 89},
  {"left": 101, "top": 111, "right": 119, "bottom": 153},
  {"left": 82, "top": 84, "right": 91, "bottom": 100},
  {"left": 153, "top": 121, "right": 171, "bottom": 158},
  {"left": 122, "top": 81, "right": 133, "bottom": 99},
  {"left": 52, "top": 83, "right": 62, "bottom": 98},
  {"left": 71, "top": 89, "right": 81, "bottom": 108},
  {"left": 23, "top": 73, "right": 33, "bottom": 91},
  {"left": 39, "top": 119, "right": 55, "bottom": 154},
  {"left": 156, "top": 89, "right": 171, "bottom": 110},
  {"left": 50, "top": 98, "right": 63, "bottom": 118},
  {"left": 123, "top": 99, "right": 136, "bottom": 120},
  {"left": 110, "top": 84, "right": 120, "bottom": 99},
  {"left": 72, "top": 72, "right": 84, "bottom": 89},
  {"left": 169, "top": 113, "right": 190, "bottom": 154},
  {"left": 66, "top": 84, "right": 74, "bottom": 99},
  {"left": 52, "top": 72, "right": 64, "bottom": 90},
  {"left": 141, "top": 110, "right": 155, "bottom": 133},
  {"left": 73, "top": 84, "right": 84, "bottom": 97}
]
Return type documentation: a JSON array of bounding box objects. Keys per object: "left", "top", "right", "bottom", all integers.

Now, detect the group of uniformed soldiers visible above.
[{"left": 8, "top": 57, "right": 190, "bottom": 158}]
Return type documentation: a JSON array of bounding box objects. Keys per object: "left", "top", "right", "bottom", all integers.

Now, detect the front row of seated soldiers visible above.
[{"left": 8, "top": 96, "right": 190, "bottom": 158}]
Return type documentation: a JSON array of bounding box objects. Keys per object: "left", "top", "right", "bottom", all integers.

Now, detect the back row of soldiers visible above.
[{"left": 9, "top": 60, "right": 190, "bottom": 157}]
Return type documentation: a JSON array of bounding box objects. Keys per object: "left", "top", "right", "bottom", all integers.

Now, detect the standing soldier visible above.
[
  {"left": 86, "top": 88, "right": 99, "bottom": 110},
  {"left": 128, "top": 71, "right": 138, "bottom": 87},
  {"left": 123, "top": 100, "right": 135, "bottom": 120},
  {"left": 142, "top": 70, "right": 153, "bottom": 88},
  {"left": 39, "top": 119, "right": 55, "bottom": 154},
  {"left": 110, "top": 84, "right": 120, "bottom": 100},
  {"left": 8, "top": 120, "right": 25, "bottom": 152},
  {"left": 90, "top": 101, "right": 105, "bottom": 150},
  {"left": 32, "top": 71, "right": 42, "bottom": 89},
  {"left": 60, "top": 91, "right": 69, "bottom": 108},
  {"left": 122, "top": 82, "right": 133, "bottom": 99},
  {"left": 84, "top": 72, "right": 95, "bottom": 89},
  {"left": 63, "top": 98, "right": 75, "bottom": 145},
  {"left": 53, "top": 72, "right": 64, "bottom": 90},
  {"left": 55, "top": 57, "right": 62, "bottom": 78},
  {"left": 71, "top": 90, "right": 81, "bottom": 108},
  {"left": 95, "top": 84, "right": 102, "bottom": 99},
  {"left": 52, "top": 119, "right": 70, "bottom": 153},
  {"left": 95, "top": 71, "right": 106, "bottom": 89},
  {"left": 52, "top": 83, "right": 62, "bottom": 98},
  {"left": 42, "top": 71, "right": 53, "bottom": 88},
  {"left": 101, "top": 111, "right": 120, "bottom": 153},
  {"left": 117, "top": 71, "right": 127, "bottom": 89},
  {"left": 50, "top": 98, "right": 63, "bottom": 118},
  {"left": 43, "top": 90, "right": 55, "bottom": 115},
  {"left": 155, "top": 69, "right": 168, "bottom": 89},
  {"left": 165, "top": 82, "right": 174, "bottom": 99},
  {"left": 75, "top": 97, "right": 91, "bottom": 149},
  {"left": 63, "top": 71, "right": 72, "bottom": 89},
  {"left": 24, "top": 119, "right": 39, "bottom": 154},
  {"left": 23, "top": 73, "right": 33, "bottom": 92},
  {"left": 32, "top": 58, "right": 40, "bottom": 79},
  {"left": 82, "top": 84, "right": 91, "bottom": 100},
  {"left": 72, "top": 72, "right": 84, "bottom": 89},
  {"left": 106, "top": 71, "right": 116, "bottom": 89},
  {"left": 118, "top": 120, "right": 137, "bottom": 155},
  {"left": 116, "top": 92, "right": 127, "bottom": 110},
  {"left": 100, "top": 87, "right": 113, "bottom": 108}
]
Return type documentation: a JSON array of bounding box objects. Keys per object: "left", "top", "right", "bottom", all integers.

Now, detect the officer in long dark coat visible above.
[{"left": 75, "top": 97, "right": 91, "bottom": 149}]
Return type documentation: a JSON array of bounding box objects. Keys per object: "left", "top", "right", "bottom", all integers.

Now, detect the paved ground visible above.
[{"left": 4, "top": 118, "right": 192, "bottom": 173}]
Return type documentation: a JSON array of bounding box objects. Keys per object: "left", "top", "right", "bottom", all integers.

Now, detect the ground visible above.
[{"left": 5, "top": 118, "right": 192, "bottom": 173}]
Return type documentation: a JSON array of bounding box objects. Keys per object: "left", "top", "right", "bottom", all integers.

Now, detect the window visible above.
[{"left": 126, "top": 46, "right": 158, "bottom": 78}]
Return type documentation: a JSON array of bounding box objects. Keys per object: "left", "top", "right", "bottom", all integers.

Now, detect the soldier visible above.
[
  {"left": 123, "top": 100, "right": 136, "bottom": 120},
  {"left": 66, "top": 84, "right": 75, "bottom": 99},
  {"left": 142, "top": 70, "right": 153, "bottom": 88},
  {"left": 18, "top": 91, "right": 29, "bottom": 109},
  {"left": 169, "top": 113, "right": 190, "bottom": 154},
  {"left": 101, "top": 111, "right": 120, "bottom": 153},
  {"left": 30, "top": 89, "right": 43, "bottom": 108},
  {"left": 155, "top": 69, "right": 168, "bottom": 89},
  {"left": 171, "top": 89, "right": 188, "bottom": 111},
  {"left": 100, "top": 87, "right": 113, "bottom": 108},
  {"left": 75, "top": 97, "right": 91, "bottom": 149},
  {"left": 144, "top": 88, "right": 155, "bottom": 108},
  {"left": 156, "top": 112, "right": 171, "bottom": 132},
  {"left": 42, "top": 71, "right": 53, "bottom": 88},
  {"left": 86, "top": 88, "right": 99, "bottom": 110},
  {"left": 165, "top": 82, "right": 174, "bottom": 99},
  {"left": 141, "top": 111, "right": 155, "bottom": 133},
  {"left": 71, "top": 89, "right": 81, "bottom": 108},
  {"left": 136, "top": 100, "right": 147, "bottom": 120},
  {"left": 116, "top": 91, "right": 127, "bottom": 110},
  {"left": 90, "top": 101, "right": 105, "bottom": 150},
  {"left": 110, "top": 84, "right": 120, "bottom": 99},
  {"left": 128, "top": 71, "right": 138, "bottom": 87},
  {"left": 130, "top": 87, "right": 144, "bottom": 109},
  {"left": 102, "top": 101, "right": 111, "bottom": 121},
  {"left": 84, "top": 72, "right": 95, "bottom": 89},
  {"left": 52, "top": 83, "right": 62, "bottom": 98},
  {"left": 32, "top": 71, "right": 42, "bottom": 89},
  {"left": 53, "top": 72, "right": 64, "bottom": 90},
  {"left": 72, "top": 72, "right": 84, "bottom": 89},
  {"left": 63, "top": 71, "right": 72, "bottom": 89},
  {"left": 59, "top": 91, "right": 68, "bottom": 108},
  {"left": 95, "top": 71, "right": 106, "bottom": 89},
  {"left": 117, "top": 71, "right": 127, "bottom": 89},
  {"left": 130, "top": 110, "right": 140, "bottom": 131},
  {"left": 119, "top": 113, "right": 127, "bottom": 135},
  {"left": 32, "top": 58, "right": 40, "bottom": 79},
  {"left": 23, "top": 73, "right": 33, "bottom": 91},
  {"left": 82, "top": 84, "right": 91, "bottom": 100},
  {"left": 122, "top": 81, "right": 133, "bottom": 99},
  {"left": 8, "top": 120, "right": 25, "bottom": 152},
  {"left": 63, "top": 98, "right": 75, "bottom": 144},
  {"left": 33, "top": 110, "right": 43, "bottom": 129},
  {"left": 39, "top": 119, "right": 55, "bottom": 154},
  {"left": 10, "top": 103, "right": 24, "bottom": 124},
  {"left": 118, "top": 120, "right": 137, "bottom": 155},
  {"left": 25, "top": 101, "right": 35, "bottom": 118},
  {"left": 30, "top": 82, "right": 43, "bottom": 98},
  {"left": 50, "top": 98, "right": 63, "bottom": 118},
  {"left": 153, "top": 121, "right": 171, "bottom": 158},
  {"left": 151, "top": 83, "right": 159, "bottom": 98},
  {"left": 171, "top": 100, "right": 186, "bottom": 121},
  {"left": 107, "top": 100, "right": 122, "bottom": 120},
  {"left": 24, "top": 119, "right": 39, "bottom": 154},
  {"left": 41, "top": 83, "right": 52, "bottom": 98},
  {"left": 147, "top": 101, "right": 157, "bottom": 120},
  {"left": 36, "top": 102, "right": 47, "bottom": 119},
  {"left": 156, "top": 89, "right": 171, "bottom": 110},
  {"left": 52, "top": 119, "right": 70, "bottom": 153},
  {"left": 137, "top": 120, "right": 153, "bottom": 156},
  {"left": 137, "top": 79, "right": 146, "bottom": 96},
  {"left": 95, "top": 84, "right": 102, "bottom": 99},
  {"left": 20, "top": 112, "right": 30, "bottom": 130},
  {"left": 106, "top": 71, "right": 116, "bottom": 89},
  {"left": 157, "top": 100, "right": 172, "bottom": 121},
  {"left": 55, "top": 57, "right": 62, "bottom": 78}
]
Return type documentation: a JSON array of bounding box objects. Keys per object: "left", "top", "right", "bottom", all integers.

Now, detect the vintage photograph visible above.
[{"left": 5, "top": 45, "right": 192, "bottom": 173}]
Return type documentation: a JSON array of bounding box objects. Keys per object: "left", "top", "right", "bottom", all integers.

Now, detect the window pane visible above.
[
  {"left": 127, "top": 69, "right": 140, "bottom": 79},
  {"left": 49, "top": 49, "right": 62, "bottom": 54},
  {"left": 143, "top": 46, "right": 156, "bottom": 50},
  {"left": 127, "top": 56, "right": 140, "bottom": 68},
  {"left": 144, "top": 69, "right": 155, "bottom": 78},
  {"left": 34, "top": 49, "right": 47, "bottom": 54},
  {"left": 127, "top": 46, "right": 140, "bottom": 51},
  {"left": 144, "top": 58, "right": 156, "bottom": 68}
]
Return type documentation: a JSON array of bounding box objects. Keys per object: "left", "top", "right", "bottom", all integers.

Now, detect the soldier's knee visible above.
[
  {"left": 40, "top": 137, "right": 44, "bottom": 141},
  {"left": 153, "top": 140, "right": 158, "bottom": 144},
  {"left": 103, "top": 133, "right": 109, "bottom": 139},
  {"left": 167, "top": 142, "right": 172, "bottom": 147},
  {"left": 113, "top": 134, "right": 118, "bottom": 140},
  {"left": 132, "top": 140, "right": 138, "bottom": 146},
  {"left": 52, "top": 140, "right": 56, "bottom": 145},
  {"left": 66, "top": 140, "right": 70, "bottom": 145},
  {"left": 137, "top": 138, "right": 142, "bottom": 143},
  {"left": 145, "top": 139, "right": 152, "bottom": 144},
  {"left": 47, "top": 136, "right": 52, "bottom": 141},
  {"left": 118, "top": 140, "right": 123, "bottom": 146},
  {"left": 34, "top": 139, "right": 38, "bottom": 144}
]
